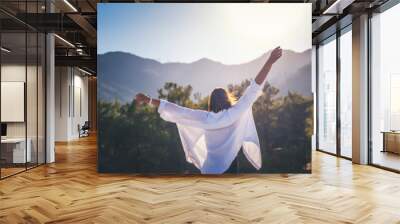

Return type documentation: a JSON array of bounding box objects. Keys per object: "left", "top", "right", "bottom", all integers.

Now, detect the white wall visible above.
[
  {"left": 55, "top": 67, "right": 70, "bottom": 141},
  {"left": 55, "top": 67, "right": 89, "bottom": 141},
  {"left": 1, "top": 65, "right": 38, "bottom": 137},
  {"left": 1, "top": 63, "right": 46, "bottom": 164}
]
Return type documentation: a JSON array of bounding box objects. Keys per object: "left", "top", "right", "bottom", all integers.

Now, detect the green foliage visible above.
[{"left": 98, "top": 81, "right": 313, "bottom": 174}]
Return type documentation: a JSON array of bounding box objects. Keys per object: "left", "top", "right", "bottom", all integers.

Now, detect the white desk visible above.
[{"left": 1, "top": 138, "right": 31, "bottom": 163}]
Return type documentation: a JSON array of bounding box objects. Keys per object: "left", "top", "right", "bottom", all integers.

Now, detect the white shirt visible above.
[{"left": 158, "top": 80, "right": 263, "bottom": 174}]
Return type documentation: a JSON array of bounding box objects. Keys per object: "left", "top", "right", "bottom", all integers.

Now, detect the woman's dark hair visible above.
[{"left": 208, "top": 88, "right": 236, "bottom": 113}]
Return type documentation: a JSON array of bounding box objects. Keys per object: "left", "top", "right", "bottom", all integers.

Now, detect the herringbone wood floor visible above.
[{"left": 1, "top": 135, "right": 400, "bottom": 224}]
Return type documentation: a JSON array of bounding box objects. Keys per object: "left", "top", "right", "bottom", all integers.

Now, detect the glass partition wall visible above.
[
  {"left": 0, "top": 3, "right": 46, "bottom": 179},
  {"left": 316, "top": 26, "right": 352, "bottom": 159},
  {"left": 0, "top": 31, "right": 27, "bottom": 177}
]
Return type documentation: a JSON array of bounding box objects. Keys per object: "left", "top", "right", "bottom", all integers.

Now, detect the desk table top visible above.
[{"left": 1, "top": 138, "right": 30, "bottom": 143}]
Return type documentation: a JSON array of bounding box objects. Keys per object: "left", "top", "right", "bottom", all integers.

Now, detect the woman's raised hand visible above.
[
  {"left": 267, "top": 46, "right": 283, "bottom": 65},
  {"left": 135, "top": 93, "right": 150, "bottom": 105},
  {"left": 135, "top": 93, "right": 161, "bottom": 107}
]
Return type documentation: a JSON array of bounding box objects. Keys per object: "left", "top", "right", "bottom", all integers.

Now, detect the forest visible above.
[{"left": 98, "top": 80, "right": 313, "bottom": 174}]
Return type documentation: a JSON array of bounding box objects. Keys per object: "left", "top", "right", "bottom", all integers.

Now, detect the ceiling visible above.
[{"left": 0, "top": 0, "right": 392, "bottom": 75}]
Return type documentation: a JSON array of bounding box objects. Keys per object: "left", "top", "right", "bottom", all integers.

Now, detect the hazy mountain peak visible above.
[{"left": 192, "top": 57, "right": 221, "bottom": 65}]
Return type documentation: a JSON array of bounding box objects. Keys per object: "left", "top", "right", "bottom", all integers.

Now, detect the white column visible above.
[
  {"left": 46, "top": 32, "right": 55, "bottom": 163},
  {"left": 352, "top": 14, "right": 369, "bottom": 164},
  {"left": 45, "top": 0, "right": 56, "bottom": 163}
]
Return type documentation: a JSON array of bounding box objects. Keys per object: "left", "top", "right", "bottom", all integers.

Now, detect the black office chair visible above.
[{"left": 78, "top": 121, "right": 90, "bottom": 138}]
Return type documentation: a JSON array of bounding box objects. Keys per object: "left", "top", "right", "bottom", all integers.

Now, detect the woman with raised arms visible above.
[{"left": 135, "top": 47, "right": 283, "bottom": 174}]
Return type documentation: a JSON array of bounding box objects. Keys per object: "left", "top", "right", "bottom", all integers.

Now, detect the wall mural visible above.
[{"left": 97, "top": 3, "right": 313, "bottom": 174}]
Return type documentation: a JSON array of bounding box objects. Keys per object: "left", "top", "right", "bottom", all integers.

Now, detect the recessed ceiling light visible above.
[
  {"left": 78, "top": 67, "right": 92, "bottom": 76},
  {"left": 323, "top": 0, "right": 355, "bottom": 15},
  {"left": 63, "top": 0, "right": 78, "bottom": 12},
  {"left": 54, "top": 34, "right": 75, "bottom": 48},
  {"left": 1, "top": 47, "right": 11, "bottom": 53}
]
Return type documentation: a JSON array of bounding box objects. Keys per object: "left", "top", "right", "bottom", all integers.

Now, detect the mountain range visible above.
[{"left": 98, "top": 49, "right": 312, "bottom": 103}]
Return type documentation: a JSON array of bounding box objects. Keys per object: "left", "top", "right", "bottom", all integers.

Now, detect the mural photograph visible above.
[{"left": 97, "top": 3, "right": 313, "bottom": 174}]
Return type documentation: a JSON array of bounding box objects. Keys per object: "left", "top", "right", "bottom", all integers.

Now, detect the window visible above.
[
  {"left": 317, "top": 36, "right": 337, "bottom": 154},
  {"left": 339, "top": 28, "right": 352, "bottom": 158},
  {"left": 370, "top": 3, "right": 400, "bottom": 171}
]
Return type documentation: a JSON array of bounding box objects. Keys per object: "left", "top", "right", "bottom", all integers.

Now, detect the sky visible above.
[{"left": 98, "top": 3, "right": 311, "bottom": 64}]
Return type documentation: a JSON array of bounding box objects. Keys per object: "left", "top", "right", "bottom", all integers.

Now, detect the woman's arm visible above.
[
  {"left": 255, "top": 46, "right": 282, "bottom": 85},
  {"left": 135, "top": 93, "right": 210, "bottom": 126},
  {"left": 135, "top": 93, "right": 240, "bottom": 129},
  {"left": 233, "top": 46, "right": 283, "bottom": 109}
]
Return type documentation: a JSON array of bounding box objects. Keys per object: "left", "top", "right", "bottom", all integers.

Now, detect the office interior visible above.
[{"left": 0, "top": 0, "right": 398, "bottom": 179}]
